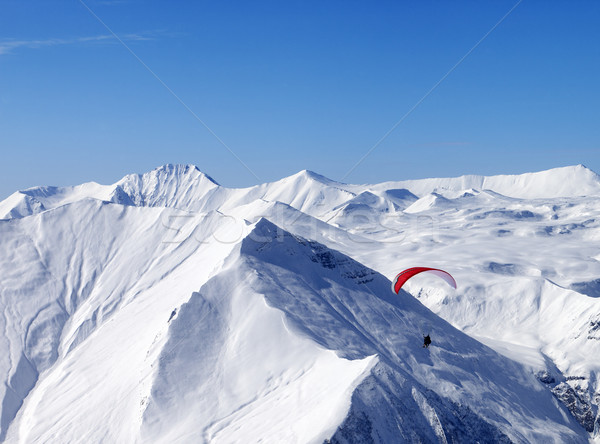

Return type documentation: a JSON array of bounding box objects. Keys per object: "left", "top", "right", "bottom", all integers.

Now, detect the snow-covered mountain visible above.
[{"left": 1, "top": 164, "right": 600, "bottom": 442}]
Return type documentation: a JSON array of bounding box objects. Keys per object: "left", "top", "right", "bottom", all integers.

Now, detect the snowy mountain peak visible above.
[
  {"left": 570, "top": 163, "right": 595, "bottom": 174},
  {"left": 115, "top": 164, "right": 219, "bottom": 208},
  {"left": 139, "top": 164, "right": 218, "bottom": 185},
  {"left": 118, "top": 163, "right": 219, "bottom": 189},
  {"left": 222, "top": 218, "right": 586, "bottom": 442},
  {"left": 241, "top": 217, "right": 378, "bottom": 288},
  {"left": 281, "top": 169, "right": 342, "bottom": 187},
  {"left": 404, "top": 192, "right": 452, "bottom": 214}
]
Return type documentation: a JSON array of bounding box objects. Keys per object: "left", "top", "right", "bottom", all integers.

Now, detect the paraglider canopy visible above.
[{"left": 391, "top": 267, "right": 457, "bottom": 294}]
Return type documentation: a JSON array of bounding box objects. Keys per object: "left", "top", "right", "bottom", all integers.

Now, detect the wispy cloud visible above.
[{"left": 0, "top": 32, "right": 154, "bottom": 55}]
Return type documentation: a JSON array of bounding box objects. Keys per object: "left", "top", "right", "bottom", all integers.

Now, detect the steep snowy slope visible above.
[
  {"left": 347, "top": 190, "right": 600, "bottom": 436},
  {"left": 139, "top": 219, "right": 584, "bottom": 442},
  {"left": 0, "top": 200, "right": 242, "bottom": 442}
]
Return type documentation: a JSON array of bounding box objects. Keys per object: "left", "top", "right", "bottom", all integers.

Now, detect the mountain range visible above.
[{"left": 1, "top": 164, "right": 599, "bottom": 442}]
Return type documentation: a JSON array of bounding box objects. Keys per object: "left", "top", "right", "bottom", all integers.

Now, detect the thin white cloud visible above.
[{"left": 0, "top": 33, "right": 154, "bottom": 55}]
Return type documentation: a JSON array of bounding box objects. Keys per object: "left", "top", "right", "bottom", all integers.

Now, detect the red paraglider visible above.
[{"left": 391, "top": 267, "right": 457, "bottom": 294}]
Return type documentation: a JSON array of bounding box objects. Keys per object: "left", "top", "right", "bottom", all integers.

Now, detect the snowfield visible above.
[{"left": 1, "top": 164, "right": 599, "bottom": 442}]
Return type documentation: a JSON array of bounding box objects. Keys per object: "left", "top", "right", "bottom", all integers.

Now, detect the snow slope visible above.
[
  {"left": 0, "top": 201, "right": 241, "bottom": 442},
  {"left": 1, "top": 164, "right": 600, "bottom": 442},
  {"left": 3, "top": 216, "right": 585, "bottom": 442},
  {"left": 368, "top": 164, "right": 600, "bottom": 199}
]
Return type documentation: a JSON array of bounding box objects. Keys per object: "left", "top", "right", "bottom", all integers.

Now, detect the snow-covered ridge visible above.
[
  {"left": 141, "top": 218, "right": 586, "bottom": 442},
  {"left": 368, "top": 164, "right": 600, "bottom": 199},
  {"left": 0, "top": 164, "right": 218, "bottom": 219},
  {"left": 2, "top": 164, "right": 598, "bottom": 220}
]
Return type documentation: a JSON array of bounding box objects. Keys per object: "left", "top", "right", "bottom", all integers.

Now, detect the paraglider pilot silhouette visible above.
[
  {"left": 391, "top": 267, "right": 457, "bottom": 349},
  {"left": 423, "top": 334, "right": 431, "bottom": 348}
]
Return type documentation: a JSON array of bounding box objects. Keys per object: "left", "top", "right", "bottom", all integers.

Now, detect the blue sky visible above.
[{"left": 1, "top": 1, "right": 598, "bottom": 198}]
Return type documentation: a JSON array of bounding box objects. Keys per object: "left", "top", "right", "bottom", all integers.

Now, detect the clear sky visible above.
[{"left": 1, "top": 0, "right": 598, "bottom": 198}]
